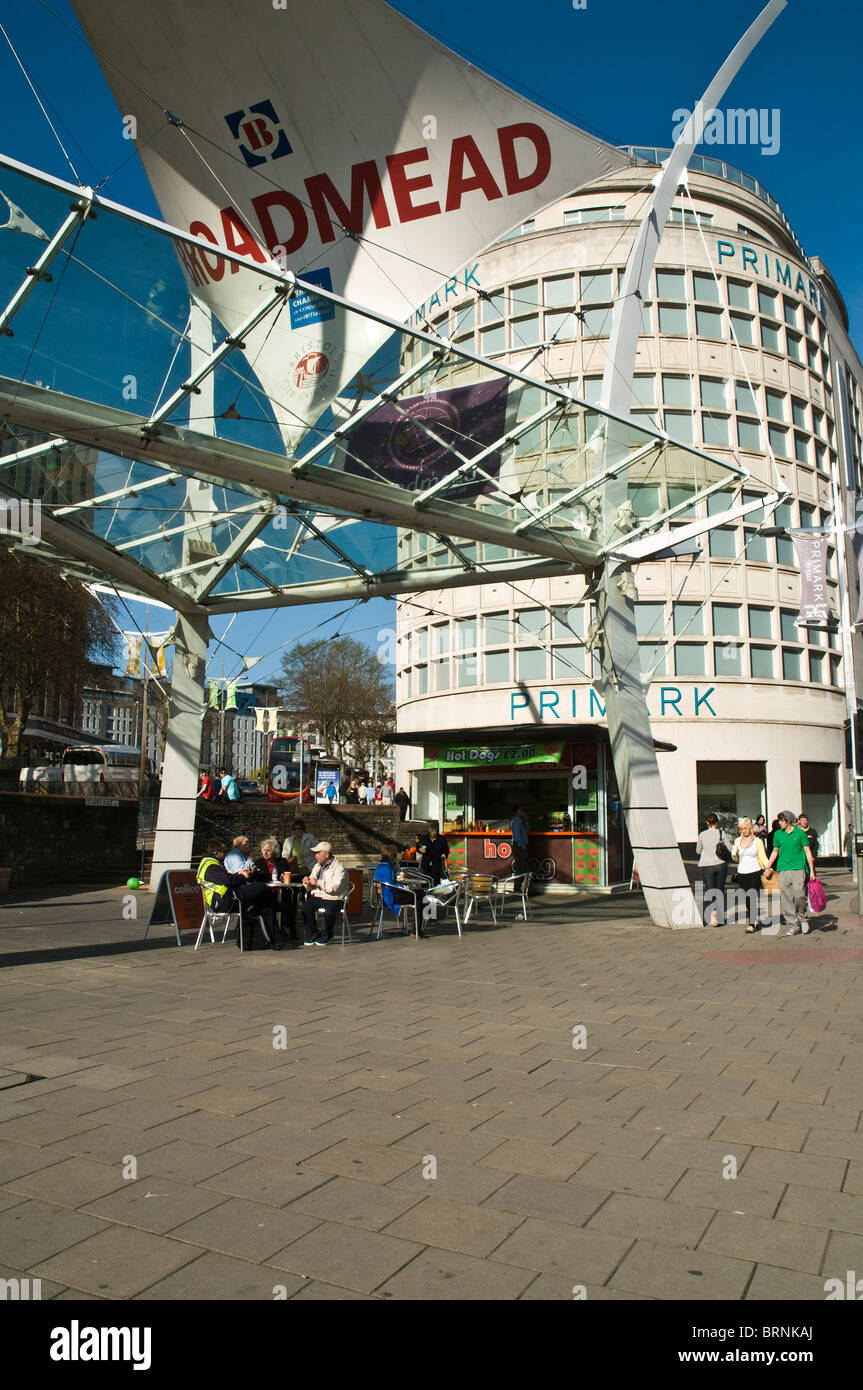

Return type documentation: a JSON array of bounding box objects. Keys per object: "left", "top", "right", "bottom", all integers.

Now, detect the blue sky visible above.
[{"left": 1, "top": 0, "right": 860, "bottom": 688}]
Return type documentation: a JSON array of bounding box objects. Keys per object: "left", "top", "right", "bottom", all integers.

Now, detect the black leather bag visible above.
[{"left": 716, "top": 839, "right": 732, "bottom": 863}]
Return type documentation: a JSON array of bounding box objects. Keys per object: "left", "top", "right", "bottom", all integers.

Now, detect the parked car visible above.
[{"left": 238, "top": 779, "right": 263, "bottom": 798}]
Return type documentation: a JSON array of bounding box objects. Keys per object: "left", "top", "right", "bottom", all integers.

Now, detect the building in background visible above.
[{"left": 395, "top": 150, "right": 863, "bottom": 887}]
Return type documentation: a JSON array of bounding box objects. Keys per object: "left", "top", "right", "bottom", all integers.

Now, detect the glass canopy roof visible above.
[{"left": 0, "top": 156, "right": 752, "bottom": 616}]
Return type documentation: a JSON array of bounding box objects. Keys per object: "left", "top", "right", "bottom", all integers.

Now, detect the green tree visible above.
[
  {"left": 278, "top": 636, "right": 394, "bottom": 761},
  {"left": 0, "top": 550, "right": 117, "bottom": 757}
]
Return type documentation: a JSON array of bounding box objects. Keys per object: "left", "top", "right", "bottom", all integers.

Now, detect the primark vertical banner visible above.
[{"left": 790, "top": 530, "right": 830, "bottom": 623}]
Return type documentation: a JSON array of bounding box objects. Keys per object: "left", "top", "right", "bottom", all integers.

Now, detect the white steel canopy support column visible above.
[
  {"left": 148, "top": 611, "right": 211, "bottom": 890},
  {"left": 596, "top": 0, "right": 786, "bottom": 928}
]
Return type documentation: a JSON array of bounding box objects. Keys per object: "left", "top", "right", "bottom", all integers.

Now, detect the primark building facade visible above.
[{"left": 393, "top": 149, "right": 863, "bottom": 889}]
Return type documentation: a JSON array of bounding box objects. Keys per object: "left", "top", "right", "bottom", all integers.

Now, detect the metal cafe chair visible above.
[
  {"left": 372, "top": 877, "right": 420, "bottom": 940},
  {"left": 194, "top": 900, "right": 240, "bottom": 950},
  {"left": 463, "top": 873, "right": 499, "bottom": 924},
  {"left": 422, "top": 876, "right": 466, "bottom": 937},
  {"left": 495, "top": 871, "right": 533, "bottom": 921},
  {"left": 333, "top": 880, "right": 357, "bottom": 947}
]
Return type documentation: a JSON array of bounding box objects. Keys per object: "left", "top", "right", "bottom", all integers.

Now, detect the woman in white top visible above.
[{"left": 732, "top": 817, "right": 772, "bottom": 933}]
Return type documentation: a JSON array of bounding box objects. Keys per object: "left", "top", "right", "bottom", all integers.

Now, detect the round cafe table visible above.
[{"left": 266, "top": 879, "right": 306, "bottom": 938}]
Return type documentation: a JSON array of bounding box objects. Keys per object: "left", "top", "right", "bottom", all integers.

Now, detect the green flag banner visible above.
[{"left": 424, "top": 741, "right": 565, "bottom": 769}]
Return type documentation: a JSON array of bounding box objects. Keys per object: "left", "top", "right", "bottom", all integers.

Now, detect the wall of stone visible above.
[
  {"left": 0, "top": 792, "right": 140, "bottom": 889},
  {"left": 193, "top": 801, "right": 424, "bottom": 864}
]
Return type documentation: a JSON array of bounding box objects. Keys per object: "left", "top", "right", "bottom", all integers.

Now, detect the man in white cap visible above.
[{"left": 301, "top": 841, "right": 349, "bottom": 945}]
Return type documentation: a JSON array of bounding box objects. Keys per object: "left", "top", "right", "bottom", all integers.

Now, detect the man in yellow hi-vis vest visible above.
[{"left": 197, "top": 837, "right": 281, "bottom": 951}]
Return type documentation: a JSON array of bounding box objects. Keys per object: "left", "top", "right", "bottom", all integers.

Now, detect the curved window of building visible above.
[
  {"left": 415, "top": 665, "right": 428, "bottom": 695},
  {"left": 545, "top": 309, "right": 578, "bottom": 341},
  {"left": 552, "top": 606, "right": 585, "bottom": 640},
  {"left": 674, "top": 602, "right": 703, "bottom": 635},
  {"left": 758, "top": 288, "right": 778, "bottom": 317},
  {"left": 510, "top": 282, "right": 538, "bottom": 313},
  {"left": 582, "top": 306, "right": 612, "bottom": 338},
  {"left": 659, "top": 304, "right": 688, "bottom": 335},
  {"left": 639, "top": 643, "right": 666, "bottom": 677},
  {"left": 635, "top": 602, "right": 664, "bottom": 636},
  {"left": 782, "top": 649, "right": 802, "bottom": 681},
  {"left": 713, "top": 604, "right": 740, "bottom": 637},
  {"left": 709, "top": 527, "right": 737, "bottom": 558},
  {"left": 794, "top": 434, "right": 810, "bottom": 464},
  {"left": 765, "top": 389, "right": 785, "bottom": 420},
  {"left": 656, "top": 270, "right": 685, "bottom": 299},
  {"left": 484, "top": 612, "right": 510, "bottom": 646},
  {"left": 787, "top": 331, "right": 802, "bottom": 362},
  {"left": 453, "top": 302, "right": 475, "bottom": 338},
  {"left": 761, "top": 320, "right": 782, "bottom": 352},
  {"left": 784, "top": 298, "right": 798, "bottom": 327},
  {"left": 480, "top": 291, "right": 505, "bottom": 323},
  {"left": 737, "top": 418, "right": 761, "bottom": 450},
  {"left": 432, "top": 624, "right": 450, "bottom": 656},
  {"left": 664, "top": 412, "right": 692, "bottom": 443},
  {"left": 831, "top": 655, "right": 842, "bottom": 686},
  {"left": 809, "top": 651, "right": 825, "bottom": 684},
  {"left": 581, "top": 271, "right": 612, "bottom": 302},
  {"left": 780, "top": 609, "right": 800, "bottom": 642},
  {"left": 544, "top": 275, "right": 574, "bottom": 306},
  {"left": 662, "top": 375, "right": 690, "bottom": 406},
  {"left": 668, "top": 484, "right": 697, "bottom": 518},
  {"left": 433, "top": 658, "right": 449, "bottom": 691},
  {"left": 727, "top": 280, "right": 751, "bottom": 310},
  {"left": 703, "top": 415, "right": 729, "bottom": 447},
  {"left": 516, "top": 609, "right": 546, "bottom": 640},
  {"left": 480, "top": 323, "right": 505, "bottom": 355},
  {"left": 700, "top": 378, "right": 727, "bottom": 410},
  {"left": 675, "top": 644, "right": 706, "bottom": 676},
  {"left": 455, "top": 654, "right": 476, "bottom": 688},
  {"left": 751, "top": 647, "right": 774, "bottom": 678},
  {"left": 735, "top": 381, "right": 757, "bottom": 414},
  {"left": 729, "top": 312, "right": 753, "bottom": 345},
  {"left": 517, "top": 647, "right": 546, "bottom": 680},
  {"left": 693, "top": 272, "right": 720, "bottom": 303},
  {"left": 791, "top": 398, "right": 808, "bottom": 428},
  {"left": 485, "top": 650, "right": 509, "bottom": 683},
  {"left": 511, "top": 315, "right": 540, "bottom": 349},
  {"left": 768, "top": 424, "right": 788, "bottom": 456},
  {"left": 715, "top": 643, "right": 742, "bottom": 676},
  {"left": 748, "top": 606, "right": 772, "bottom": 639},
  {"left": 629, "top": 483, "right": 661, "bottom": 516}
]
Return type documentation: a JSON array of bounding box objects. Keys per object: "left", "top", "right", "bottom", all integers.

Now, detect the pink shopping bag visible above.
[{"left": 807, "top": 878, "right": 826, "bottom": 913}]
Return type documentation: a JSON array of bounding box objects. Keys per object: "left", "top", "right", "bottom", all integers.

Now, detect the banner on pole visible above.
[{"left": 790, "top": 531, "right": 830, "bottom": 623}]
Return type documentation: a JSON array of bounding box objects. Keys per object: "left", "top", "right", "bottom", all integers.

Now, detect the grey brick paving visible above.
[{"left": 2, "top": 872, "right": 862, "bottom": 1300}]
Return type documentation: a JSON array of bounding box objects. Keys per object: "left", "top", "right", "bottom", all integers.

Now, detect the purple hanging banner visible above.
[{"left": 790, "top": 531, "right": 830, "bottom": 623}]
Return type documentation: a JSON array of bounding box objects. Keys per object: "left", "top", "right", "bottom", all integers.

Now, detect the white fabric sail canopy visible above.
[{"left": 72, "top": 0, "right": 628, "bottom": 449}]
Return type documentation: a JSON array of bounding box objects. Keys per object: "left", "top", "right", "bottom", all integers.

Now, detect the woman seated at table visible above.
[
  {"left": 373, "top": 849, "right": 427, "bottom": 937},
  {"left": 224, "top": 835, "right": 255, "bottom": 873},
  {"left": 251, "top": 837, "right": 299, "bottom": 939}
]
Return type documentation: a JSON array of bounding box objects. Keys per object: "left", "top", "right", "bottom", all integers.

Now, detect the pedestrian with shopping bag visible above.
[{"left": 764, "top": 811, "right": 816, "bottom": 935}]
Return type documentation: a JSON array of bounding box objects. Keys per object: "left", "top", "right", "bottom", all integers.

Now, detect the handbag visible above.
[
  {"left": 807, "top": 877, "right": 827, "bottom": 913},
  {"left": 716, "top": 839, "right": 732, "bottom": 863},
  {"left": 761, "top": 872, "right": 779, "bottom": 893}
]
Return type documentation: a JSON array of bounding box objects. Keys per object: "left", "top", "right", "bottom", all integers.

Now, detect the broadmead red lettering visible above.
[
  {"left": 498, "top": 122, "right": 551, "bottom": 195},
  {"left": 251, "top": 190, "right": 309, "bottom": 256},
  {"left": 219, "top": 209, "right": 267, "bottom": 270},
  {"left": 444, "top": 135, "right": 502, "bottom": 212},
  {"left": 386, "top": 147, "right": 440, "bottom": 222},
  {"left": 188, "top": 221, "right": 225, "bottom": 281},
  {"left": 305, "top": 160, "right": 391, "bottom": 244}
]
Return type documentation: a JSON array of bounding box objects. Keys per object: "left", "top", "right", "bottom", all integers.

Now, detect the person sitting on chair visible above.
[
  {"left": 197, "top": 836, "right": 281, "bottom": 951},
  {"left": 224, "top": 835, "right": 254, "bottom": 873},
  {"left": 252, "top": 837, "right": 297, "bottom": 939},
  {"left": 373, "top": 849, "right": 426, "bottom": 937},
  {"left": 301, "top": 841, "right": 349, "bottom": 946}
]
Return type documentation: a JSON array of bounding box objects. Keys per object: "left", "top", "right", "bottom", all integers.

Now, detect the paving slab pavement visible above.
[{"left": 0, "top": 869, "right": 861, "bottom": 1301}]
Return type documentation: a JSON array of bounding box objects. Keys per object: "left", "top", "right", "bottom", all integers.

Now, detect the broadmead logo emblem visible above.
[
  {"left": 224, "top": 100, "right": 293, "bottom": 168},
  {"left": 294, "top": 351, "right": 329, "bottom": 390}
]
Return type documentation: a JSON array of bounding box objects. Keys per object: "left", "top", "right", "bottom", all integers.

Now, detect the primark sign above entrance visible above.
[{"left": 510, "top": 685, "right": 718, "bottom": 721}]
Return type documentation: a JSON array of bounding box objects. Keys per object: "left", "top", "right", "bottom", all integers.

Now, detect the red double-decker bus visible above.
[{"left": 267, "top": 735, "right": 312, "bottom": 803}]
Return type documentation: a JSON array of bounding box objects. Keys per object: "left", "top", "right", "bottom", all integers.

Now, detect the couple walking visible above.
[{"left": 698, "top": 811, "right": 815, "bottom": 934}]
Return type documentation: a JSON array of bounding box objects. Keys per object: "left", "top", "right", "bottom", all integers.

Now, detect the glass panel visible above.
[
  {"left": 668, "top": 485, "right": 697, "bottom": 517},
  {"left": 787, "top": 331, "right": 802, "bottom": 361},
  {"left": 484, "top": 612, "right": 510, "bottom": 645},
  {"left": 516, "top": 609, "right": 546, "bottom": 639},
  {"left": 480, "top": 323, "right": 506, "bottom": 354},
  {"left": 545, "top": 309, "right": 578, "bottom": 340},
  {"left": 477, "top": 646, "right": 507, "bottom": 685},
  {"left": 516, "top": 647, "right": 546, "bottom": 680},
  {"left": 456, "top": 618, "right": 476, "bottom": 650},
  {"left": 737, "top": 418, "right": 761, "bottom": 449},
  {"left": 662, "top": 375, "right": 691, "bottom": 406},
  {"left": 795, "top": 434, "right": 810, "bottom": 463},
  {"left": 639, "top": 643, "right": 666, "bottom": 676},
  {"left": 433, "top": 659, "right": 450, "bottom": 690},
  {"left": 582, "top": 307, "right": 612, "bottom": 337},
  {"left": 749, "top": 607, "right": 773, "bottom": 639},
  {"left": 416, "top": 665, "right": 428, "bottom": 694},
  {"left": 758, "top": 288, "right": 777, "bottom": 316},
  {"left": 455, "top": 654, "right": 476, "bottom": 687},
  {"left": 480, "top": 291, "right": 505, "bottom": 323},
  {"left": 735, "top": 382, "right": 757, "bottom": 413},
  {"left": 511, "top": 316, "right": 540, "bottom": 348},
  {"left": 765, "top": 389, "right": 785, "bottom": 420},
  {"left": 552, "top": 606, "right": 585, "bottom": 639},
  {"left": 714, "top": 643, "right": 742, "bottom": 676},
  {"left": 713, "top": 604, "right": 740, "bottom": 636},
  {"left": 729, "top": 313, "right": 753, "bottom": 345},
  {"left": 809, "top": 651, "right": 825, "bottom": 684},
  {"left": 703, "top": 416, "right": 729, "bottom": 446},
  {"left": 761, "top": 321, "right": 782, "bottom": 351},
  {"left": 700, "top": 378, "right": 726, "bottom": 409},
  {"left": 696, "top": 308, "right": 724, "bottom": 339},
  {"left": 751, "top": 647, "right": 773, "bottom": 678},
  {"left": 635, "top": 602, "right": 665, "bottom": 636},
  {"left": 632, "top": 375, "right": 656, "bottom": 406},
  {"left": 784, "top": 299, "right": 798, "bottom": 326},
  {"left": 727, "top": 280, "right": 750, "bottom": 309},
  {"left": 675, "top": 644, "right": 706, "bottom": 676},
  {"left": 709, "top": 528, "right": 737, "bottom": 558},
  {"left": 657, "top": 270, "right": 685, "bottom": 299},
  {"left": 707, "top": 489, "right": 734, "bottom": 515},
  {"left": 432, "top": 624, "right": 450, "bottom": 655},
  {"left": 782, "top": 649, "right": 801, "bottom": 681},
  {"left": 453, "top": 302, "right": 475, "bottom": 333},
  {"left": 768, "top": 424, "right": 788, "bottom": 456},
  {"left": 831, "top": 655, "right": 842, "bottom": 686},
  {"left": 693, "top": 272, "right": 720, "bottom": 303},
  {"left": 780, "top": 609, "right": 800, "bottom": 641},
  {"left": 658, "top": 305, "right": 688, "bottom": 334},
  {"left": 511, "top": 282, "right": 538, "bottom": 311},
  {"left": 674, "top": 602, "right": 703, "bottom": 636},
  {"left": 664, "top": 412, "right": 692, "bottom": 443},
  {"left": 544, "top": 275, "right": 575, "bottom": 306},
  {"left": 581, "top": 271, "right": 612, "bottom": 302}
]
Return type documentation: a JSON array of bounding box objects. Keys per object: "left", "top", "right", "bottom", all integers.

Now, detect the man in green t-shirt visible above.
[{"left": 765, "top": 811, "right": 815, "bottom": 935}]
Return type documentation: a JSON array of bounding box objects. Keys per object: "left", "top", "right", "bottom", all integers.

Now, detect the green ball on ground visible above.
[{"left": 126, "top": 877, "right": 141, "bottom": 890}]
